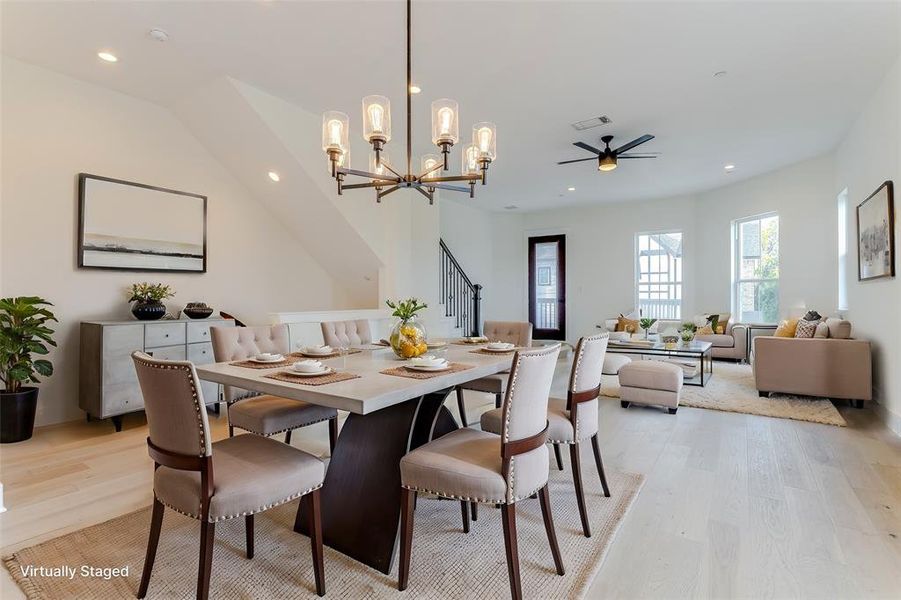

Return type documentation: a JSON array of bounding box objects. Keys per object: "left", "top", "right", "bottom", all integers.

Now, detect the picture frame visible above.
[
  {"left": 537, "top": 266, "right": 552, "bottom": 286},
  {"left": 856, "top": 180, "right": 894, "bottom": 281},
  {"left": 78, "top": 173, "right": 207, "bottom": 273}
]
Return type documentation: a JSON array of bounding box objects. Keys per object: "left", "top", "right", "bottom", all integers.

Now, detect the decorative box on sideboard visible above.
[{"left": 79, "top": 317, "right": 235, "bottom": 431}]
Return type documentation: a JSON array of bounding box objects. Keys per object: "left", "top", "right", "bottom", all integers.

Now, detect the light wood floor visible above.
[{"left": 2, "top": 365, "right": 900, "bottom": 599}]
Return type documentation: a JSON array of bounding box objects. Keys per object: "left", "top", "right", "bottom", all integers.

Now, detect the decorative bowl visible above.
[{"left": 183, "top": 303, "right": 214, "bottom": 319}]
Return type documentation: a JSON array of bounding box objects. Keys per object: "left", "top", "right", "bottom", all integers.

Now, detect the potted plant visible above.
[
  {"left": 128, "top": 283, "right": 174, "bottom": 321},
  {"left": 386, "top": 298, "right": 429, "bottom": 359},
  {"left": 0, "top": 296, "right": 57, "bottom": 443},
  {"left": 639, "top": 317, "right": 657, "bottom": 340},
  {"left": 680, "top": 322, "right": 697, "bottom": 345}
]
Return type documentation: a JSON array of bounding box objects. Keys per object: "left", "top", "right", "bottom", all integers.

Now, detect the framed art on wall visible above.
[
  {"left": 856, "top": 180, "right": 894, "bottom": 281},
  {"left": 78, "top": 173, "right": 207, "bottom": 273}
]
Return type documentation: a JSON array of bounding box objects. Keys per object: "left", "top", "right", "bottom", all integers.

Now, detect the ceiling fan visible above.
[{"left": 557, "top": 134, "right": 657, "bottom": 172}]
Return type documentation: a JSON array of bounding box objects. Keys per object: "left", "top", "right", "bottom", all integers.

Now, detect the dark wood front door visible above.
[{"left": 528, "top": 234, "right": 566, "bottom": 340}]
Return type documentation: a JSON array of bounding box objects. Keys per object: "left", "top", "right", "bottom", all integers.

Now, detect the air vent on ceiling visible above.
[
  {"left": 570, "top": 115, "right": 612, "bottom": 131},
  {"left": 503, "top": 205, "right": 518, "bottom": 210}
]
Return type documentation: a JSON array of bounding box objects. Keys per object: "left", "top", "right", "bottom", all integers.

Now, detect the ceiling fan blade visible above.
[
  {"left": 613, "top": 134, "right": 655, "bottom": 155},
  {"left": 573, "top": 141, "right": 602, "bottom": 155},
  {"left": 618, "top": 155, "right": 658, "bottom": 159},
  {"left": 557, "top": 156, "right": 599, "bottom": 165}
]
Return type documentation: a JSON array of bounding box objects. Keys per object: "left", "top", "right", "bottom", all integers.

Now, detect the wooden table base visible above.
[{"left": 296, "top": 388, "right": 458, "bottom": 574}]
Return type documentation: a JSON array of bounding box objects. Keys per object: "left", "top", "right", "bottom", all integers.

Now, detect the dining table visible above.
[{"left": 194, "top": 343, "right": 518, "bottom": 575}]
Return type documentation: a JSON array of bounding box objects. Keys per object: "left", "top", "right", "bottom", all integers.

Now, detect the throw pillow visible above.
[
  {"left": 616, "top": 314, "right": 639, "bottom": 334},
  {"left": 706, "top": 314, "right": 720, "bottom": 333},
  {"left": 774, "top": 318, "right": 799, "bottom": 337},
  {"left": 697, "top": 325, "right": 714, "bottom": 335},
  {"left": 814, "top": 322, "right": 830, "bottom": 338},
  {"left": 795, "top": 318, "right": 819, "bottom": 338},
  {"left": 803, "top": 310, "right": 822, "bottom": 322},
  {"left": 825, "top": 317, "right": 852, "bottom": 339}
]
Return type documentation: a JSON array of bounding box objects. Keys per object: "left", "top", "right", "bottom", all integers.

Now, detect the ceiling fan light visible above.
[
  {"left": 599, "top": 154, "right": 617, "bottom": 171},
  {"left": 362, "top": 95, "right": 391, "bottom": 143}
]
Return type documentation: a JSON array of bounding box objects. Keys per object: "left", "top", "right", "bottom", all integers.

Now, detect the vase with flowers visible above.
[
  {"left": 386, "top": 298, "right": 429, "bottom": 359},
  {"left": 128, "top": 283, "right": 174, "bottom": 321}
]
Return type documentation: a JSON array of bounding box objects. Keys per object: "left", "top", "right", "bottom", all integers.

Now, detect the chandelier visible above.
[{"left": 321, "top": 0, "right": 496, "bottom": 204}]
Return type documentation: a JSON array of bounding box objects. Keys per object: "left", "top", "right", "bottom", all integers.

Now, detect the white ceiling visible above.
[{"left": 3, "top": 1, "right": 899, "bottom": 212}]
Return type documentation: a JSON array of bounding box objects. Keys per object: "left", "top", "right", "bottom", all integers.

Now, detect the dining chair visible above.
[
  {"left": 480, "top": 333, "right": 611, "bottom": 537},
  {"left": 210, "top": 324, "right": 338, "bottom": 449},
  {"left": 131, "top": 352, "right": 326, "bottom": 599},
  {"left": 320, "top": 319, "right": 372, "bottom": 347},
  {"left": 454, "top": 321, "right": 533, "bottom": 427},
  {"left": 399, "top": 345, "right": 564, "bottom": 600}
]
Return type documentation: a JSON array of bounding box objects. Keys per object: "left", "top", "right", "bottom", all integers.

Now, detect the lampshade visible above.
[
  {"left": 421, "top": 154, "right": 441, "bottom": 176},
  {"left": 473, "top": 122, "right": 496, "bottom": 160},
  {"left": 362, "top": 95, "right": 391, "bottom": 143},
  {"left": 431, "top": 99, "right": 459, "bottom": 146},
  {"left": 462, "top": 143, "right": 480, "bottom": 176},
  {"left": 370, "top": 152, "right": 392, "bottom": 180},
  {"left": 598, "top": 154, "right": 617, "bottom": 171},
  {"left": 321, "top": 111, "right": 349, "bottom": 153}
]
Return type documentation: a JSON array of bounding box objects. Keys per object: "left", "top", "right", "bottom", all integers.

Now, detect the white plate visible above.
[
  {"left": 483, "top": 346, "right": 515, "bottom": 352},
  {"left": 406, "top": 363, "right": 451, "bottom": 372},
  {"left": 249, "top": 355, "right": 285, "bottom": 363},
  {"left": 300, "top": 350, "right": 334, "bottom": 357},
  {"left": 285, "top": 367, "right": 333, "bottom": 377}
]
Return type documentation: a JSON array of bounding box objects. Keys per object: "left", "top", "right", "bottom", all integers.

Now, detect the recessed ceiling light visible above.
[
  {"left": 567, "top": 186, "right": 576, "bottom": 192},
  {"left": 409, "top": 84, "right": 421, "bottom": 94},
  {"left": 714, "top": 70, "right": 728, "bottom": 78},
  {"left": 97, "top": 51, "right": 118, "bottom": 63},
  {"left": 149, "top": 28, "right": 169, "bottom": 42},
  {"left": 724, "top": 164, "right": 735, "bottom": 172},
  {"left": 268, "top": 171, "right": 280, "bottom": 182}
]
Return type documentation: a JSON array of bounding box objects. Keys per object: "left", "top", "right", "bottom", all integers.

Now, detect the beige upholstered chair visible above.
[
  {"left": 399, "top": 345, "right": 564, "bottom": 599},
  {"left": 481, "top": 333, "right": 611, "bottom": 537},
  {"left": 131, "top": 352, "right": 326, "bottom": 599},
  {"left": 320, "top": 319, "right": 372, "bottom": 347},
  {"left": 454, "top": 321, "right": 533, "bottom": 426},
  {"left": 210, "top": 325, "right": 338, "bottom": 449}
]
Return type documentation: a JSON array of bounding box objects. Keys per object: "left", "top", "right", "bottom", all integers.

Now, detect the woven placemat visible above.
[
  {"left": 380, "top": 362, "right": 475, "bottom": 379},
  {"left": 288, "top": 348, "right": 363, "bottom": 359},
  {"left": 468, "top": 348, "right": 521, "bottom": 356},
  {"left": 264, "top": 370, "right": 361, "bottom": 386},
  {"left": 229, "top": 358, "right": 294, "bottom": 369}
]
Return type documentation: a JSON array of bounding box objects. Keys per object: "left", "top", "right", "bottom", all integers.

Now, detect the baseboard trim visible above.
[{"left": 872, "top": 401, "right": 901, "bottom": 438}]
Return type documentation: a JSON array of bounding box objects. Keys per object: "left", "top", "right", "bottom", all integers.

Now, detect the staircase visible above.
[{"left": 439, "top": 239, "right": 482, "bottom": 337}]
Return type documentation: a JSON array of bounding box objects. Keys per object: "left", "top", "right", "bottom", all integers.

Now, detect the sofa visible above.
[
  {"left": 601, "top": 313, "right": 748, "bottom": 361},
  {"left": 753, "top": 336, "right": 872, "bottom": 407}
]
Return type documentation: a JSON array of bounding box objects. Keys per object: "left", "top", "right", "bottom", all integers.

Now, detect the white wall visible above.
[
  {"left": 834, "top": 51, "right": 901, "bottom": 432},
  {"left": 1, "top": 57, "right": 352, "bottom": 426}
]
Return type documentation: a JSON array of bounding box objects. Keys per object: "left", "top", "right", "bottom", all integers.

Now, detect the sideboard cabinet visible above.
[{"left": 79, "top": 318, "right": 235, "bottom": 431}]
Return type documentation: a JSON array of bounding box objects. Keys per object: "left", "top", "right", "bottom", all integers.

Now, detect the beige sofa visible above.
[
  {"left": 753, "top": 336, "right": 872, "bottom": 407},
  {"left": 694, "top": 322, "right": 748, "bottom": 361}
]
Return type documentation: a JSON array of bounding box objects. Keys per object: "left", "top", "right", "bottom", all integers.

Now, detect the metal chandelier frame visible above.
[{"left": 326, "top": 0, "right": 492, "bottom": 204}]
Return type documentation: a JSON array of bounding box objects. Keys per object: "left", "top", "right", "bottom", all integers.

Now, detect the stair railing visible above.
[{"left": 438, "top": 238, "right": 482, "bottom": 337}]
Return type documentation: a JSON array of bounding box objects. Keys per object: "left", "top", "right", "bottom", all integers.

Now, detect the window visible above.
[
  {"left": 837, "top": 188, "right": 848, "bottom": 311},
  {"left": 635, "top": 231, "right": 683, "bottom": 319},
  {"left": 733, "top": 213, "right": 779, "bottom": 323}
]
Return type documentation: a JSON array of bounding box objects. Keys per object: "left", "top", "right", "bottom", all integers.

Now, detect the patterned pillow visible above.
[{"left": 794, "top": 318, "right": 819, "bottom": 338}]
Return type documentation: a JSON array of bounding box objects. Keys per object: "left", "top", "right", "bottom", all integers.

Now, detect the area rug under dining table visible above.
[{"left": 3, "top": 468, "right": 643, "bottom": 599}]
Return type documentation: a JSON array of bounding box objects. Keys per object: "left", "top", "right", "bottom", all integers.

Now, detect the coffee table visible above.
[{"left": 606, "top": 339, "right": 714, "bottom": 386}]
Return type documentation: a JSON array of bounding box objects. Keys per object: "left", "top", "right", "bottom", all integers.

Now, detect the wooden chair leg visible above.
[
  {"left": 460, "top": 500, "right": 470, "bottom": 533},
  {"left": 570, "top": 443, "right": 591, "bottom": 537},
  {"left": 245, "top": 514, "right": 254, "bottom": 559},
  {"left": 470, "top": 502, "right": 478, "bottom": 521},
  {"left": 305, "top": 489, "right": 325, "bottom": 597},
  {"left": 538, "top": 485, "right": 565, "bottom": 575},
  {"left": 137, "top": 498, "right": 165, "bottom": 599},
  {"left": 553, "top": 443, "right": 564, "bottom": 471},
  {"left": 228, "top": 425, "right": 235, "bottom": 437},
  {"left": 398, "top": 487, "right": 415, "bottom": 591},
  {"left": 455, "top": 387, "right": 469, "bottom": 427},
  {"left": 197, "top": 520, "right": 215, "bottom": 600},
  {"left": 591, "top": 434, "right": 611, "bottom": 497},
  {"left": 495, "top": 393, "right": 502, "bottom": 409},
  {"left": 329, "top": 417, "right": 339, "bottom": 453},
  {"left": 284, "top": 430, "right": 292, "bottom": 445},
  {"left": 500, "top": 503, "right": 522, "bottom": 600}
]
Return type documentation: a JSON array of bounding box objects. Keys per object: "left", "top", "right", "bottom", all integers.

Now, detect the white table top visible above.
[{"left": 194, "top": 344, "right": 516, "bottom": 415}]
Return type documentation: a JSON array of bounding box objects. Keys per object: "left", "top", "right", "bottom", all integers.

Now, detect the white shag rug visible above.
[{"left": 602, "top": 361, "right": 847, "bottom": 427}]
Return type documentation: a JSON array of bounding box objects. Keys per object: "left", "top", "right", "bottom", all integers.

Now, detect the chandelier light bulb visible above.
[
  {"left": 362, "top": 95, "right": 391, "bottom": 143},
  {"left": 321, "top": 111, "right": 349, "bottom": 154},
  {"left": 370, "top": 152, "right": 391, "bottom": 179},
  {"left": 368, "top": 104, "right": 385, "bottom": 134},
  {"left": 431, "top": 99, "right": 459, "bottom": 146},
  {"left": 462, "top": 143, "right": 480, "bottom": 176},
  {"left": 421, "top": 154, "right": 441, "bottom": 176},
  {"left": 473, "top": 122, "right": 496, "bottom": 160}
]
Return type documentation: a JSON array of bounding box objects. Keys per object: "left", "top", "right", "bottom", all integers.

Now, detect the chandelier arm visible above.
[
  {"left": 416, "top": 161, "right": 444, "bottom": 181},
  {"left": 342, "top": 181, "right": 396, "bottom": 190},
  {"left": 420, "top": 174, "right": 482, "bottom": 184},
  {"left": 378, "top": 184, "right": 402, "bottom": 200},
  {"left": 380, "top": 161, "right": 405, "bottom": 180},
  {"left": 428, "top": 183, "right": 471, "bottom": 193},
  {"left": 413, "top": 186, "right": 433, "bottom": 202},
  {"left": 339, "top": 167, "right": 402, "bottom": 182}
]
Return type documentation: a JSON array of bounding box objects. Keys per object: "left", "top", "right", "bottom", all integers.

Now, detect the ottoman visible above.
[
  {"left": 618, "top": 360, "right": 683, "bottom": 414},
  {"left": 603, "top": 354, "right": 632, "bottom": 375}
]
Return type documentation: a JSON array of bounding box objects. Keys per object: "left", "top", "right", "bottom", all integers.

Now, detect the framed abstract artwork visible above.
[
  {"left": 856, "top": 180, "right": 894, "bottom": 281},
  {"left": 78, "top": 173, "right": 207, "bottom": 273}
]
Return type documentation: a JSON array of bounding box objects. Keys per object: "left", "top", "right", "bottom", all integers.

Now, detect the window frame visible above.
[
  {"left": 634, "top": 229, "right": 683, "bottom": 320},
  {"left": 732, "top": 212, "right": 780, "bottom": 324}
]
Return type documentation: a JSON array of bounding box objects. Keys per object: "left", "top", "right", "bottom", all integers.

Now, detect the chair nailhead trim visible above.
[
  {"left": 228, "top": 415, "right": 336, "bottom": 438},
  {"left": 154, "top": 482, "right": 323, "bottom": 523},
  {"left": 400, "top": 482, "right": 546, "bottom": 505}
]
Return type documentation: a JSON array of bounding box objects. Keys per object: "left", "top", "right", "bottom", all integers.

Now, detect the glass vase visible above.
[{"left": 389, "top": 317, "right": 428, "bottom": 359}]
